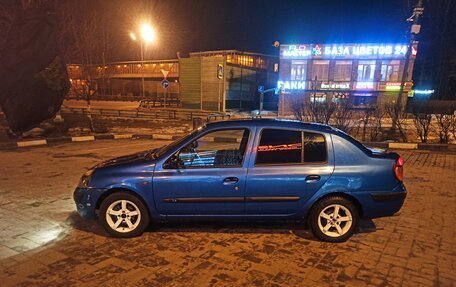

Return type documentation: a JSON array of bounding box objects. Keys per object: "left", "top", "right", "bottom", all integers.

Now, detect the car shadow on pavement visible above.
[{"left": 67, "top": 211, "right": 377, "bottom": 242}]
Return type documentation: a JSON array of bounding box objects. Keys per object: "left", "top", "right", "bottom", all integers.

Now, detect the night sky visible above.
[{"left": 117, "top": 0, "right": 413, "bottom": 60}]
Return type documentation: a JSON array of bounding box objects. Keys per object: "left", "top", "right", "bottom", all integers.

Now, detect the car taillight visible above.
[{"left": 394, "top": 156, "right": 404, "bottom": 182}]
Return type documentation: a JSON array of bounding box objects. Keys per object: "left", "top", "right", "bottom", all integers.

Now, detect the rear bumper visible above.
[
  {"left": 371, "top": 191, "right": 407, "bottom": 202},
  {"left": 358, "top": 185, "right": 407, "bottom": 219}
]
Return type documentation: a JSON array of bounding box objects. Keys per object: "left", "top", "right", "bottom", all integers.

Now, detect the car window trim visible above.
[{"left": 254, "top": 127, "right": 328, "bottom": 167}]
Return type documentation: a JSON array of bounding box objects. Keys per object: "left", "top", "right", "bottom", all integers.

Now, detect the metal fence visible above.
[{"left": 60, "top": 107, "right": 231, "bottom": 122}]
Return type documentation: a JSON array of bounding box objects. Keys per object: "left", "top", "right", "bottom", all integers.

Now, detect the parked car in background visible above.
[{"left": 74, "top": 119, "right": 406, "bottom": 242}]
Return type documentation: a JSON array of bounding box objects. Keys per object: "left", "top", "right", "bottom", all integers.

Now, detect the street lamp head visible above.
[
  {"left": 140, "top": 23, "right": 156, "bottom": 43},
  {"left": 129, "top": 32, "right": 137, "bottom": 41}
]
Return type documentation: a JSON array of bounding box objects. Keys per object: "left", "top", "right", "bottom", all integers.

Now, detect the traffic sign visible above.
[{"left": 161, "top": 79, "right": 170, "bottom": 89}]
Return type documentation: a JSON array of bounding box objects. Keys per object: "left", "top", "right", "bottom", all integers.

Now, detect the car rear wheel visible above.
[
  {"left": 99, "top": 192, "right": 150, "bottom": 238},
  {"left": 309, "top": 196, "right": 359, "bottom": 243}
]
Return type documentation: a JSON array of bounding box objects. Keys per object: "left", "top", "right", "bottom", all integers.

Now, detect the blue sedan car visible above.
[{"left": 74, "top": 119, "right": 406, "bottom": 242}]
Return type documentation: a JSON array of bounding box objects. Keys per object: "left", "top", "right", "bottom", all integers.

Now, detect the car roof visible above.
[{"left": 205, "top": 118, "right": 335, "bottom": 133}]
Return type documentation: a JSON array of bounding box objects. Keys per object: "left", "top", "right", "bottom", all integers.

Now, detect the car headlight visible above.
[{"left": 78, "top": 169, "right": 94, "bottom": 188}]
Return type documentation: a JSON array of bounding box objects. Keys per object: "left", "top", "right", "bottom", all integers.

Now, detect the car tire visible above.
[
  {"left": 309, "top": 196, "right": 359, "bottom": 243},
  {"left": 99, "top": 191, "right": 150, "bottom": 238}
]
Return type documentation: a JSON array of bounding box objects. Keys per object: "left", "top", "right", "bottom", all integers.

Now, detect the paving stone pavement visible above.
[{"left": 0, "top": 140, "right": 455, "bottom": 286}]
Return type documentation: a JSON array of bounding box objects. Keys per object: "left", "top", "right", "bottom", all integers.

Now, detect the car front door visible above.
[
  {"left": 153, "top": 128, "right": 252, "bottom": 216},
  {"left": 245, "top": 128, "right": 334, "bottom": 216}
]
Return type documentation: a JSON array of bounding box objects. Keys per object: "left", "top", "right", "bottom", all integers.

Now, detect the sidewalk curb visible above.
[
  {"left": 0, "top": 134, "right": 176, "bottom": 150},
  {"left": 0, "top": 134, "right": 455, "bottom": 151}
]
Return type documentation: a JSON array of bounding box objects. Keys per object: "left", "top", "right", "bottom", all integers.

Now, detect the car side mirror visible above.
[
  {"left": 163, "top": 154, "right": 185, "bottom": 169},
  {"left": 181, "top": 141, "right": 198, "bottom": 153}
]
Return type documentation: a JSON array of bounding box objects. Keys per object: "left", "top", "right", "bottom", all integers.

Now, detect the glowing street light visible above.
[
  {"left": 129, "top": 22, "right": 157, "bottom": 98},
  {"left": 140, "top": 23, "right": 156, "bottom": 43}
]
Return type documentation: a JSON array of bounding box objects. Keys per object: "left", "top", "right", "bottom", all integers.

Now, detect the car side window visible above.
[
  {"left": 255, "top": 129, "right": 327, "bottom": 165},
  {"left": 304, "top": 132, "right": 327, "bottom": 162},
  {"left": 164, "top": 129, "right": 250, "bottom": 168},
  {"left": 256, "top": 129, "right": 302, "bottom": 164}
]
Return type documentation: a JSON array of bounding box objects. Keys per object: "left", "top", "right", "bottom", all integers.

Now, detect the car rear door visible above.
[
  {"left": 153, "top": 127, "right": 253, "bottom": 216},
  {"left": 245, "top": 128, "right": 334, "bottom": 215}
]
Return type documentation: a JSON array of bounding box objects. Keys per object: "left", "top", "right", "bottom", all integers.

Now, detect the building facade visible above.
[
  {"left": 180, "top": 50, "right": 278, "bottom": 111},
  {"left": 67, "top": 60, "right": 179, "bottom": 105},
  {"left": 67, "top": 50, "right": 279, "bottom": 112},
  {"left": 278, "top": 43, "right": 418, "bottom": 116}
]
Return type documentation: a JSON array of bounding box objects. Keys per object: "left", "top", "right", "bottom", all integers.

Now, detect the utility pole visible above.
[{"left": 397, "top": 0, "right": 424, "bottom": 110}]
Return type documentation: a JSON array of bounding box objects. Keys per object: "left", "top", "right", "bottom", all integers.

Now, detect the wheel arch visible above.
[
  {"left": 96, "top": 188, "right": 152, "bottom": 219},
  {"left": 305, "top": 192, "right": 364, "bottom": 219}
]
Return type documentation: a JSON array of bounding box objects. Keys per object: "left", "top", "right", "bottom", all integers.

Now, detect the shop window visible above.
[
  {"left": 311, "top": 60, "right": 329, "bottom": 81},
  {"left": 357, "top": 61, "right": 376, "bottom": 81},
  {"left": 381, "top": 60, "right": 400, "bottom": 81},
  {"left": 291, "top": 61, "right": 307, "bottom": 80},
  {"left": 352, "top": 94, "right": 377, "bottom": 107},
  {"left": 334, "top": 60, "right": 352, "bottom": 81},
  {"left": 310, "top": 93, "right": 327, "bottom": 103}
]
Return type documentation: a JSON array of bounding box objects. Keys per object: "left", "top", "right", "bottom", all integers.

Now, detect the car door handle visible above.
[
  {"left": 223, "top": 177, "right": 239, "bottom": 185},
  {"left": 305, "top": 175, "right": 321, "bottom": 183}
]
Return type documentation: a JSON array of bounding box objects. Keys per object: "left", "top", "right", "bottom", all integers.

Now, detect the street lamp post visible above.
[{"left": 129, "top": 23, "right": 156, "bottom": 99}]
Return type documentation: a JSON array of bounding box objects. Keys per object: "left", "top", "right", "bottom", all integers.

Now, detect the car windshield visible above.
[{"left": 153, "top": 129, "right": 200, "bottom": 158}]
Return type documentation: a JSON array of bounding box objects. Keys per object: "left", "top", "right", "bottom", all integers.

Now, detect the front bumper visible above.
[{"left": 73, "top": 187, "right": 106, "bottom": 219}]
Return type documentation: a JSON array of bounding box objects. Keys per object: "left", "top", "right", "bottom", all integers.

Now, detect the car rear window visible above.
[{"left": 255, "top": 129, "right": 327, "bottom": 165}]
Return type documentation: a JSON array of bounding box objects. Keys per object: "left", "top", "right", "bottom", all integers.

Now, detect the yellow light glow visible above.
[
  {"left": 140, "top": 23, "right": 156, "bottom": 43},
  {"left": 129, "top": 32, "right": 137, "bottom": 41}
]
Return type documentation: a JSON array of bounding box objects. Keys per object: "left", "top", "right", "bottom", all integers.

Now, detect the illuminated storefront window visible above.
[
  {"left": 357, "top": 60, "right": 375, "bottom": 81},
  {"left": 311, "top": 60, "right": 329, "bottom": 81},
  {"left": 309, "top": 93, "right": 327, "bottom": 103},
  {"left": 334, "top": 60, "right": 352, "bottom": 81},
  {"left": 381, "top": 60, "right": 400, "bottom": 81},
  {"left": 291, "top": 60, "right": 307, "bottom": 80}
]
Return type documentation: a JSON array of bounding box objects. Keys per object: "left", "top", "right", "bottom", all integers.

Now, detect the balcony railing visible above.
[{"left": 67, "top": 60, "right": 179, "bottom": 80}]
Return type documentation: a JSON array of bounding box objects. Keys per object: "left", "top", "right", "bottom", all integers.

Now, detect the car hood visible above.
[{"left": 95, "top": 149, "right": 157, "bottom": 169}]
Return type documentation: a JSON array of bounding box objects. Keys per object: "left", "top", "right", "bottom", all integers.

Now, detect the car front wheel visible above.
[
  {"left": 99, "top": 192, "right": 150, "bottom": 238},
  {"left": 309, "top": 196, "right": 359, "bottom": 243}
]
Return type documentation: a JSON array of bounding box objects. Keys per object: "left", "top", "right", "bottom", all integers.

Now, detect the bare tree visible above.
[
  {"left": 435, "top": 113, "right": 453, "bottom": 143},
  {"left": 331, "top": 100, "right": 355, "bottom": 133},
  {"left": 306, "top": 101, "right": 336, "bottom": 124},
  {"left": 411, "top": 101, "right": 433, "bottom": 143},
  {"left": 54, "top": 0, "right": 108, "bottom": 131},
  {"left": 412, "top": 113, "right": 433, "bottom": 143},
  {"left": 385, "top": 101, "right": 409, "bottom": 142},
  {"left": 369, "top": 104, "right": 387, "bottom": 141},
  {"left": 290, "top": 96, "right": 306, "bottom": 121}
]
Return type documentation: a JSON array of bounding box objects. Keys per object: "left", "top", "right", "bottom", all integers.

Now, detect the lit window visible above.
[
  {"left": 381, "top": 60, "right": 400, "bottom": 81},
  {"left": 357, "top": 60, "right": 376, "bottom": 81},
  {"left": 291, "top": 60, "right": 307, "bottom": 80},
  {"left": 311, "top": 60, "right": 329, "bottom": 81},
  {"left": 310, "top": 93, "right": 327, "bottom": 103},
  {"left": 334, "top": 60, "right": 352, "bottom": 81}
]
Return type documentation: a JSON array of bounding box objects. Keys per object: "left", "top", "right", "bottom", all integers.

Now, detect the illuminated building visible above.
[
  {"left": 277, "top": 43, "right": 418, "bottom": 116},
  {"left": 67, "top": 50, "right": 279, "bottom": 112}
]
